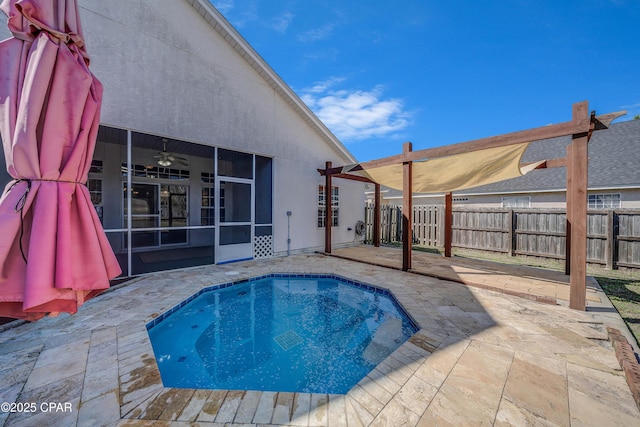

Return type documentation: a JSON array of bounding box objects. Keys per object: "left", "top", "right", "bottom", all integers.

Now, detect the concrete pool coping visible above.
[{"left": 1, "top": 253, "right": 639, "bottom": 426}]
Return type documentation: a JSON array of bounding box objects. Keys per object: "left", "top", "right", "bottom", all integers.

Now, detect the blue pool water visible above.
[{"left": 147, "top": 274, "right": 418, "bottom": 394}]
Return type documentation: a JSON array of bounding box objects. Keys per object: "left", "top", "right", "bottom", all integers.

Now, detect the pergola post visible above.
[
  {"left": 568, "top": 103, "right": 590, "bottom": 310},
  {"left": 324, "top": 161, "right": 332, "bottom": 254},
  {"left": 374, "top": 183, "right": 381, "bottom": 247},
  {"left": 402, "top": 142, "right": 413, "bottom": 271},
  {"left": 444, "top": 192, "right": 453, "bottom": 257},
  {"left": 565, "top": 144, "right": 573, "bottom": 275}
]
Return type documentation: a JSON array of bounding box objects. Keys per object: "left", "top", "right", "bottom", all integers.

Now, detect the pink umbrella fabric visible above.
[{"left": 0, "top": 0, "right": 121, "bottom": 321}]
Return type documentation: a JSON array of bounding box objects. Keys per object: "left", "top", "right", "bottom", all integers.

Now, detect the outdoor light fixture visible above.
[{"left": 157, "top": 158, "right": 172, "bottom": 167}]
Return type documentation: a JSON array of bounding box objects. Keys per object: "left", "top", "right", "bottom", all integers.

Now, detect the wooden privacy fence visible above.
[{"left": 364, "top": 205, "right": 640, "bottom": 270}]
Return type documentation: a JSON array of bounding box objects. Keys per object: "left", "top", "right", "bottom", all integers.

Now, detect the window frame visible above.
[
  {"left": 318, "top": 185, "right": 339, "bottom": 228},
  {"left": 501, "top": 196, "right": 531, "bottom": 208},
  {"left": 588, "top": 193, "right": 621, "bottom": 209}
]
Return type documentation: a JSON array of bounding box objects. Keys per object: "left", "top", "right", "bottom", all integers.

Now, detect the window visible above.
[
  {"left": 90, "top": 159, "right": 103, "bottom": 174},
  {"left": 160, "top": 185, "right": 188, "bottom": 245},
  {"left": 201, "top": 172, "right": 214, "bottom": 184},
  {"left": 318, "top": 185, "right": 339, "bottom": 227},
  {"left": 588, "top": 193, "right": 621, "bottom": 209},
  {"left": 122, "top": 163, "right": 190, "bottom": 180},
  {"left": 88, "top": 160, "right": 103, "bottom": 223},
  {"left": 123, "top": 183, "right": 189, "bottom": 247},
  {"left": 88, "top": 178, "right": 103, "bottom": 223},
  {"left": 201, "top": 186, "right": 215, "bottom": 225},
  {"left": 501, "top": 196, "right": 530, "bottom": 208}
]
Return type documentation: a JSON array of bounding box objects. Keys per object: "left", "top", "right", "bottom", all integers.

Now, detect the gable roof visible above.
[
  {"left": 374, "top": 119, "right": 640, "bottom": 199},
  {"left": 185, "top": 0, "right": 356, "bottom": 164}
]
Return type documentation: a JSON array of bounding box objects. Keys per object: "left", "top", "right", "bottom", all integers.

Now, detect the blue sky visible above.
[{"left": 210, "top": 0, "right": 640, "bottom": 162}]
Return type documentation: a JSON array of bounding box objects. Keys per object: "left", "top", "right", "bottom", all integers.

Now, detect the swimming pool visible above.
[{"left": 147, "top": 274, "right": 418, "bottom": 394}]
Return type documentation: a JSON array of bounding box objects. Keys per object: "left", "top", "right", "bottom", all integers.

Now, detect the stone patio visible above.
[
  {"left": 0, "top": 253, "right": 638, "bottom": 426},
  {"left": 331, "top": 246, "right": 605, "bottom": 308}
]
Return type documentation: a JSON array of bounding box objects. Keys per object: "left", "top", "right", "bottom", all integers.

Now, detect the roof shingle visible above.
[{"left": 466, "top": 119, "right": 640, "bottom": 193}]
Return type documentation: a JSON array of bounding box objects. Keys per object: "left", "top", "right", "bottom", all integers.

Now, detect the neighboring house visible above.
[
  {"left": 0, "top": 0, "right": 364, "bottom": 277},
  {"left": 366, "top": 119, "right": 640, "bottom": 209}
]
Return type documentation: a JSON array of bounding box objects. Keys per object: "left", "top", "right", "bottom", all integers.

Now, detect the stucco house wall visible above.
[
  {"left": 79, "top": 0, "right": 362, "bottom": 252},
  {"left": 0, "top": 0, "right": 364, "bottom": 273}
]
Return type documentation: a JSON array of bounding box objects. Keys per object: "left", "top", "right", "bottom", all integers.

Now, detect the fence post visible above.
[
  {"left": 438, "top": 205, "right": 445, "bottom": 248},
  {"left": 364, "top": 204, "right": 370, "bottom": 244},
  {"left": 430, "top": 205, "right": 437, "bottom": 246},
  {"left": 383, "top": 205, "right": 390, "bottom": 243},
  {"left": 373, "top": 183, "right": 381, "bottom": 247},
  {"left": 606, "top": 210, "right": 615, "bottom": 269},
  {"left": 508, "top": 209, "right": 516, "bottom": 256},
  {"left": 402, "top": 142, "right": 413, "bottom": 271},
  {"left": 395, "top": 206, "right": 402, "bottom": 242},
  {"left": 444, "top": 193, "right": 453, "bottom": 257}
]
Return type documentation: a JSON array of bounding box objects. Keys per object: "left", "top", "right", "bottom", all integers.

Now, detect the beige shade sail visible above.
[{"left": 355, "top": 142, "right": 544, "bottom": 193}]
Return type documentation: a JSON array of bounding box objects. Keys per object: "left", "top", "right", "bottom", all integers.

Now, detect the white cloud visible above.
[
  {"left": 304, "top": 76, "right": 346, "bottom": 93},
  {"left": 618, "top": 102, "right": 640, "bottom": 119},
  {"left": 211, "top": 0, "right": 234, "bottom": 14},
  {"left": 269, "top": 11, "right": 294, "bottom": 33},
  {"left": 302, "top": 81, "right": 411, "bottom": 141},
  {"left": 210, "top": 0, "right": 257, "bottom": 28},
  {"left": 297, "top": 23, "right": 335, "bottom": 42},
  {"left": 620, "top": 102, "right": 640, "bottom": 109}
]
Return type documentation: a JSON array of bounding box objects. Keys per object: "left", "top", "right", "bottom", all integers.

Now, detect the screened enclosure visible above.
[{"left": 91, "top": 126, "right": 273, "bottom": 276}]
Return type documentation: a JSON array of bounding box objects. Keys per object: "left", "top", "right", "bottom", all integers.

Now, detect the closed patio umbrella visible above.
[{"left": 0, "top": 0, "right": 121, "bottom": 320}]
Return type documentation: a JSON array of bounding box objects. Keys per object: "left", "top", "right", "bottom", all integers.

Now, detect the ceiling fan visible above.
[{"left": 154, "top": 139, "right": 188, "bottom": 167}]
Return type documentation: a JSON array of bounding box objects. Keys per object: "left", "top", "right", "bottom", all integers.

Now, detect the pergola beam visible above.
[
  {"left": 338, "top": 100, "right": 591, "bottom": 173},
  {"left": 528, "top": 157, "right": 567, "bottom": 169},
  {"left": 316, "top": 172, "right": 375, "bottom": 183},
  {"left": 594, "top": 111, "right": 627, "bottom": 129},
  {"left": 320, "top": 107, "right": 623, "bottom": 179}
]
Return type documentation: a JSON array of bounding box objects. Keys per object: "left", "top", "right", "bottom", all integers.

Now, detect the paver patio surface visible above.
[
  {"left": 333, "top": 246, "right": 608, "bottom": 307},
  {"left": 0, "top": 253, "right": 638, "bottom": 426}
]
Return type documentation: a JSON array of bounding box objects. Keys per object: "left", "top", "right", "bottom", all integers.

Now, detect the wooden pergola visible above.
[{"left": 319, "top": 101, "right": 624, "bottom": 311}]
